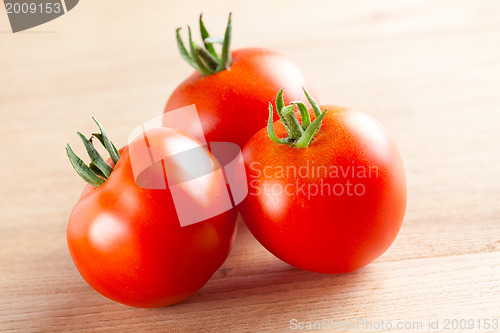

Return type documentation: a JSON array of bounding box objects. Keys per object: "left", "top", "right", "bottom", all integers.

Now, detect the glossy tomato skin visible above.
[
  {"left": 165, "top": 48, "right": 317, "bottom": 148},
  {"left": 67, "top": 128, "right": 237, "bottom": 307},
  {"left": 239, "top": 107, "right": 406, "bottom": 273}
]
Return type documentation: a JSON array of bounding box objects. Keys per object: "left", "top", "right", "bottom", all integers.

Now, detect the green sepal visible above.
[
  {"left": 188, "top": 26, "right": 211, "bottom": 75},
  {"left": 66, "top": 144, "right": 105, "bottom": 187},
  {"left": 197, "top": 47, "right": 219, "bottom": 71},
  {"left": 267, "top": 103, "right": 293, "bottom": 146},
  {"left": 92, "top": 117, "right": 120, "bottom": 165},
  {"left": 266, "top": 88, "right": 328, "bottom": 148},
  {"left": 89, "top": 162, "right": 106, "bottom": 179},
  {"left": 216, "top": 13, "right": 232, "bottom": 72},
  {"left": 295, "top": 109, "right": 328, "bottom": 148},
  {"left": 67, "top": 119, "right": 120, "bottom": 187},
  {"left": 176, "top": 28, "right": 200, "bottom": 72},
  {"left": 177, "top": 13, "right": 233, "bottom": 75},
  {"left": 199, "top": 14, "right": 219, "bottom": 59},
  {"left": 303, "top": 87, "right": 322, "bottom": 117},
  {"left": 290, "top": 101, "right": 311, "bottom": 130},
  {"left": 77, "top": 132, "right": 113, "bottom": 178},
  {"left": 275, "top": 89, "right": 292, "bottom": 136}
]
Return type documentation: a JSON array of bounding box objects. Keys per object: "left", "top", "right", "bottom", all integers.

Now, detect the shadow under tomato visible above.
[{"left": 173, "top": 219, "right": 371, "bottom": 307}]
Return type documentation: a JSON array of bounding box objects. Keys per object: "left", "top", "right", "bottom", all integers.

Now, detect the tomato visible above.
[
  {"left": 239, "top": 90, "right": 407, "bottom": 273},
  {"left": 66, "top": 120, "right": 237, "bottom": 307},
  {"left": 164, "top": 14, "right": 317, "bottom": 148}
]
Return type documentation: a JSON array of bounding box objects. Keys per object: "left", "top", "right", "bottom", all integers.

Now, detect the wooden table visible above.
[{"left": 1, "top": 1, "right": 499, "bottom": 332}]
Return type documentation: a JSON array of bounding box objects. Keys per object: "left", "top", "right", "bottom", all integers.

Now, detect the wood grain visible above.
[{"left": 1, "top": 0, "right": 499, "bottom": 332}]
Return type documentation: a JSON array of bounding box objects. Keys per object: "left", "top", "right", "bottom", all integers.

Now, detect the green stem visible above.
[
  {"left": 266, "top": 88, "right": 328, "bottom": 148},
  {"left": 176, "top": 13, "right": 233, "bottom": 75},
  {"left": 67, "top": 119, "right": 120, "bottom": 187},
  {"left": 281, "top": 105, "right": 304, "bottom": 140}
]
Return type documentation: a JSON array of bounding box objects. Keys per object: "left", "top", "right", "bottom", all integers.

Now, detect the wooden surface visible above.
[{"left": 1, "top": 1, "right": 499, "bottom": 332}]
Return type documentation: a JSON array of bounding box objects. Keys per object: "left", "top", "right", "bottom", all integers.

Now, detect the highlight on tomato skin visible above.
[
  {"left": 165, "top": 13, "right": 319, "bottom": 149},
  {"left": 66, "top": 120, "right": 238, "bottom": 308},
  {"left": 238, "top": 89, "right": 407, "bottom": 274}
]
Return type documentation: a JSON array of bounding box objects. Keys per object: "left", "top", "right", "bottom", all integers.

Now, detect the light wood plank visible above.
[{"left": 1, "top": 0, "right": 499, "bottom": 332}]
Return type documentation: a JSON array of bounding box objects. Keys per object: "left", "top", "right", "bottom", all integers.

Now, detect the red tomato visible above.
[
  {"left": 67, "top": 126, "right": 237, "bottom": 307},
  {"left": 239, "top": 94, "right": 407, "bottom": 273},
  {"left": 165, "top": 14, "right": 317, "bottom": 148}
]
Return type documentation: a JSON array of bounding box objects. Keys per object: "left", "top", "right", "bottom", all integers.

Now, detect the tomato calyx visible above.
[
  {"left": 176, "top": 13, "right": 232, "bottom": 75},
  {"left": 267, "top": 88, "right": 328, "bottom": 148},
  {"left": 66, "top": 118, "right": 120, "bottom": 187}
]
